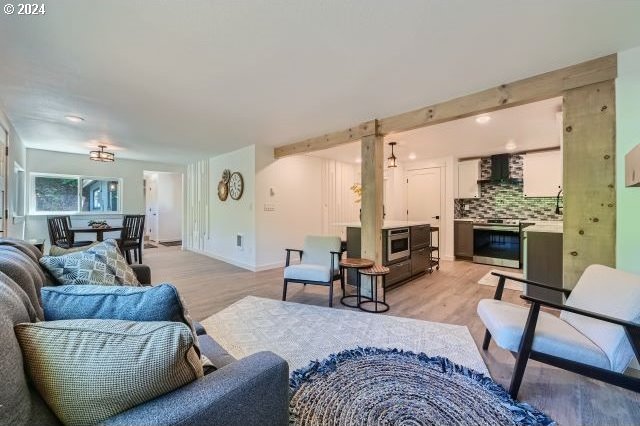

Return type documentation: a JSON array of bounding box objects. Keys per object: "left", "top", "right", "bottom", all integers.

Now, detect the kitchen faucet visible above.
[{"left": 555, "top": 187, "right": 563, "bottom": 215}]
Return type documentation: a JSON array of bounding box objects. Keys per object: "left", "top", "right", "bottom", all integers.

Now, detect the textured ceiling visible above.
[{"left": 0, "top": 0, "right": 639, "bottom": 164}]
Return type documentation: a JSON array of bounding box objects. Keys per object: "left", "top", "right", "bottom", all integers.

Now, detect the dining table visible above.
[{"left": 68, "top": 226, "right": 124, "bottom": 242}]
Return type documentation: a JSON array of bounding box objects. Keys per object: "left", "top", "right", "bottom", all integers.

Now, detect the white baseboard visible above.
[
  {"left": 183, "top": 247, "right": 257, "bottom": 271},
  {"left": 254, "top": 261, "right": 285, "bottom": 272}
]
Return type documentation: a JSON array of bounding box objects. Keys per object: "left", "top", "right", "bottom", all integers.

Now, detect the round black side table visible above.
[
  {"left": 339, "top": 258, "right": 375, "bottom": 308},
  {"left": 358, "top": 265, "right": 390, "bottom": 313}
]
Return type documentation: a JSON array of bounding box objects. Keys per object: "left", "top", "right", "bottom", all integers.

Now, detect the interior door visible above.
[{"left": 407, "top": 168, "right": 441, "bottom": 228}]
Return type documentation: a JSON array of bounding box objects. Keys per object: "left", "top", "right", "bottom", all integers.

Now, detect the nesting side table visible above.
[
  {"left": 339, "top": 258, "right": 375, "bottom": 308},
  {"left": 358, "top": 265, "right": 390, "bottom": 313}
]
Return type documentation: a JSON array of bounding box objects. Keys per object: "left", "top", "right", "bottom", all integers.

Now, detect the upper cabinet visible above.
[
  {"left": 523, "top": 150, "right": 562, "bottom": 197},
  {"left": 625, "top": 144, "right": 640, "bottom": 187},
  {"left": 457, "top": 159, "right": 480, "bottom": 199}
]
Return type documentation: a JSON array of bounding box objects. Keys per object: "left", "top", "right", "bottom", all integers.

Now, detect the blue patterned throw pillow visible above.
[{"left": 40, "top": 239, "right": 141, "bottom": 286}]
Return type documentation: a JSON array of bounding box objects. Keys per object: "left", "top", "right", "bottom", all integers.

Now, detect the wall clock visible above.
[
  {"left": 222, "top": 169, "right": 231, "bottom": 183},
  {"left": 229, "top": 172, "right": 244, "bottom": 200},
  {"left": 217, "top": 180, "right": 228, "bottom": 201}
]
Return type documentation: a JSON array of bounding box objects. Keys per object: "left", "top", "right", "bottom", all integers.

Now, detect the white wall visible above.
[
  {"left": 616, "top": 46, "right": 640, "bottom": 275},
  {"left": 0, "top": 108, "right": 27, "bottom": 239},
  {"left": 255, "top": 149, "right": 323, "bottom": 269},
  {"left": 254, "top": 147, "right": 359, "bottom": 269},
  {"left": 199, "top": 145, "right": 257, "bottom": 269},
  {"left": 184, "top": 145, "right": 359, "bottom": 271},
  {"left": 25, "top": 148, "right": 184, "bottom": 243}
]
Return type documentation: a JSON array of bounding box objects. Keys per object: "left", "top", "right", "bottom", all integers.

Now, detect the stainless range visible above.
[{"left": 472, "top": 219, "right": 521, "bottom": 268}]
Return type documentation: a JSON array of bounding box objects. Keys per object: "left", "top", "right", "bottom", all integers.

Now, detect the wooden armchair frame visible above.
[{"left": 483, "top": 272, "right": 640, "bottom": 398}]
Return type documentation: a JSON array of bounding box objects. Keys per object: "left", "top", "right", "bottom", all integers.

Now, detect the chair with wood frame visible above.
[
  {"left": 47, "top": 216, "right": 93, "bottom": 249},
  {"left": 282, "top": 236, "right": 343, "bottom": 307},
  {"left": 120, "top": 214, "right": 146, "bottom": 264},
  {"left": 477, "top": 265, "right": 640, "bottom": 398}
]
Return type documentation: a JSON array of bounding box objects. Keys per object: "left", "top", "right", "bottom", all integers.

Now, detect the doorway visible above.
[
  {"left": 406, "top": 167, "right": 443, "bottom": 229},
  {"left": 143, "top": 171, "right": 183, "bottom": 245}
]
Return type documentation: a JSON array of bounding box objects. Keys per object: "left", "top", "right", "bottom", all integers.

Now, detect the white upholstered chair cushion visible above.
[
  {"left": 301, "top": 236, "right": 341, "bottom": 274},
  {"left": 477, "top": 299, "right": 610, "bottom": 370},
  {"left": 560, "top": 265, "right": 640, "bottom": 372},
  {"left": 284, "top": 264, "right": 332, "bottom": 283}
]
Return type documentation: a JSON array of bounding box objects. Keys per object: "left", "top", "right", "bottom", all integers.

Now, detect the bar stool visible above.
[
  {"left": 339, "top": 258, "right": 375, "bottom": 308},
  {"left": 358, "top": 265, "right": 390, "bottom": 313}
]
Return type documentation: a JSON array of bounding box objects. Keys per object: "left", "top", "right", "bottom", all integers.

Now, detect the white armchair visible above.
[
  {"left": 478, "top": 264, "right": 640, "bottom": 398},
  {"left": 282, "top": 236, "right": 342, "bottom": 307}
]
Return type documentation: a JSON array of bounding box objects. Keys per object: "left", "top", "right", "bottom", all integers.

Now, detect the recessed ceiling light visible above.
[
  {"left": 355, "top": 157, "right": 362, "bottom": 164},
  {"left": 65, "top": 115, "right": 84, "bottom": 123},
  {"left": 475, "top": 114, "right": 491, "bottom": 124},
  {"left": 505, "top": 140, "right": 517, "bottom": 151},
  {"left": 408, "top": 153, "right": 417, "bottom": 160}
]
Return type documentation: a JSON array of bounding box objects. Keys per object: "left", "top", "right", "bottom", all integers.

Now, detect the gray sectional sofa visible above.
[{"left": 0, "top": 238, "right": 290, "bottom": 426}]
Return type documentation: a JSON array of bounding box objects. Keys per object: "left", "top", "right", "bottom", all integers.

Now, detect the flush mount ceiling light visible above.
[
  {"left": 65, "top": 115, "right": 84, "bottom": 123},
  {"left": 387, "top": 142, "right": 398, "bottom": 168},
  {"left": 89, "top": 145, "right": 115, "bottom": 162},
  {"left": 475, "top": 114, "right": 491, "bottom": 124},
  {"left": 505, "top": 140, "right": 517, "bottom": 151},
  {"left": 408, "top": 152, "right": 417, "bottom": 160}
]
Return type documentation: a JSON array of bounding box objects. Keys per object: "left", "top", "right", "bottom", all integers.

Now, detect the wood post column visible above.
[
  {"left": 563, "top": 80, "right": 616, "bottom": 288},
  {"left": 360, "top": 133, "right": 384, "bottom": 265}
]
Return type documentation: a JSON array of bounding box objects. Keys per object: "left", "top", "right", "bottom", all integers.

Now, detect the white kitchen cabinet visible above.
[
  {"left": 457, "top": 159, "right": 480, "bottom": 199},
  {"left": 625, "top": 143, "right": 640, "bottom": 187},
  {"left": 523, "top": 150, "right": 562, "bottom": 197}
]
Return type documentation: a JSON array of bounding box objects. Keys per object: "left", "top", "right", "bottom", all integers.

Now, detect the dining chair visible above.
[
  {"left": 282, "top": 235, "right": 343, "bottom": 307},
  {"left": 120, "top": 214, "right": 146, "bottom": 264},
  {"left": 47, "top": 216, "right": 93, "bottom": 249}
]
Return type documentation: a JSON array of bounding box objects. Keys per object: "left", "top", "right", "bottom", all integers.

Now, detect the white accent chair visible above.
[
  {"left": 478, "top": 264, "right": 640, "bottom": 398},
  {"left": 282, "top": 236, "right": 342, "bottom": 307}
]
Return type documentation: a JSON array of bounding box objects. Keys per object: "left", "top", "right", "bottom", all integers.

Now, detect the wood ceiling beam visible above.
[
  {"left": 272, "top": 54, "right": 617, "bottom": 158},
  {"left": 378, "top": 54, "right": 617, "bottom": 135},
  {"left": 273, "top": 120, "right": 377, "bottom": 159}
]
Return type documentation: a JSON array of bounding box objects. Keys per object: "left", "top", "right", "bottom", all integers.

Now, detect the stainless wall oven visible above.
[
  {"left": 473, "top": 221, "right": 521, "bottom": 268},
  {"left": 387, "top": 228, "right": 410, "bottom": 262}
]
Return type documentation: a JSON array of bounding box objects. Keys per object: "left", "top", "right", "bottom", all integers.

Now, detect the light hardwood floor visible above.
[{"left": 144, "top": 245, "right": 640, "bottom": 426}]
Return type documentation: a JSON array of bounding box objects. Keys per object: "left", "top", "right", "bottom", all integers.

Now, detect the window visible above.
[
  {"left": 82, "top": 179, "right": 119, "bottom": 212},
  {"left": 31, "top": 174, "right": 122, "bottom": 214}
]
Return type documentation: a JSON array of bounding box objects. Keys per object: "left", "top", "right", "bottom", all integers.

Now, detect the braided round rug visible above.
[{"left": 289, "top": 347, "right": 555, "bottom": 426}]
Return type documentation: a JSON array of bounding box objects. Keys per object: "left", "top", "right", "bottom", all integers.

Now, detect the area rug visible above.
[
  {"left": 289, "top": 347, "right": 555, "bottom": 426},
  {"left": 159, "top": 240, "right": 182, "bottom": 247},
  {"left": 478, "top": 269, "right": 524, "bottom": 291},
  {"left": 201, "top": 296, "right": 488, "bottom": 374}
]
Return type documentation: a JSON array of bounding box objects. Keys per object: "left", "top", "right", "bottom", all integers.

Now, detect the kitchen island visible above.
[{"left": 335, "top": 221, "right": 436, "bottom": 290}]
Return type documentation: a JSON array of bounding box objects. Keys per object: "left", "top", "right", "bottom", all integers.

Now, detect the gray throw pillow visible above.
[
  {"left": 39, "top": 239, "right": 140, "bottom": 286},
  {"left": 15, "top": 319, "right": 204, "bottom": 425}
]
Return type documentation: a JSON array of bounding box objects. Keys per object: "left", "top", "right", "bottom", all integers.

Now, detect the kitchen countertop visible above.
[
  {"left": 334, "top": 220, "right": 432, "bottom": 230},
  {"left": 455, "top": 218, "right": 563, "bottom": 225},
  {"left": 524, "top": 223, "right": 563, "bottom": 233}
]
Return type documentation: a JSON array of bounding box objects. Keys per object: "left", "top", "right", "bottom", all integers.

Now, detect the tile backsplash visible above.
[{"left": 455, "top": 154, "right": 563, "bottom": 221}]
